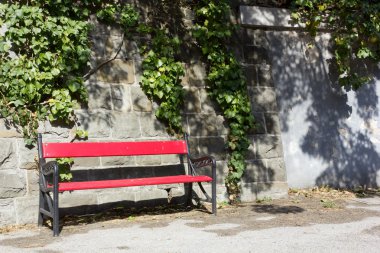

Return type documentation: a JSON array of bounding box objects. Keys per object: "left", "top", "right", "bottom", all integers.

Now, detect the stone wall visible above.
[{"left": 0, "top": 4, "right": 288, "bottom": 227}]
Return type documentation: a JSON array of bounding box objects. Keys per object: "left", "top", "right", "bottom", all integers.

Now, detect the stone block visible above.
[
  {"left": 246, "top": 141, "right": 256, "bottom": 160},
  {"left": 76, "top": 110, "right": 111, "bottom": 138},
  {"left": 111, "top": 85, "right": 132, "bottom": 112},
  {"left": 163, "top": 187, "right": 185, "bottom": 198},
  {"left": 97, "top": 189, "right": 137, "bottom": 205},
  {"left": 86, "top": 83, "right": 112, "bottom": 110},
  {"left": 244, "top": 65, "right": 258, "bottom": 87},
  {"left": 131, "top": 86, "right": 152, "bottom": 112},
  {"left": 243, "top": 29, "right": 270, "bottom": 48},
  {"left": 0, "top": 170, "right": 26, "bottom": 198},
  {"left": 258, "top": 64, "right": 274, "bottom": 87},
  {"left": 183, "top": 87, "right": 201, "bottom": 113},
  {"left": 255, "top": 135, "right": 284, "bottom": 159},
  {"left": 96, "top": 59, "right": 135, "bottom": 84},
  {"left": 264, "top": 113, "right": 281, "bottom": 134},
  {"left": 156, "top": 184, "right": 181, "bottom": 190},
  {"left": 134, "top": 59, "right": 143, "bottom": 84},
  {"left": 187, "top": 114, "right": 227, "bottom": 137},
  {"left": 0, "top": 199, "right": 16, "bottom": 225},
  {"left": 239, "top": 6, "right": 296, "bottom": 29},
  {"left": 0, "top": 119, "right": 22, "bottom": 138},
  {"left": 26, "top": 170, "right": 39, "bottom": 195},
  {"left": 240, "top": 182, "right": 288, "bottom": 202},
  {"left": 18, "top": 140, "right": 38, "bottom": 170},
  {"left": 187, "top": 63, "right": 207, "bottom": 87},
  {"left": 89, "top": 20, "right": 123, "bottom": 36},
  {"left": 59, "top": 191, "right": 98, "bottom": 208},
  {"left": 187, "top": 137, "right": 199, "bottom": 157},
  {"left": 121, "top": 166, "right": 154, "bottom": 180},
  {"left": 135, "top": 155, "right": 161, "bottom": 166},
  {"left": 104, "top": 35, "right": 124, "bottom": 59},
  {"left": 72, "top": 157, "right": 101, "bottom": 168},
  {"left": 111, "top": 112, "right": 141, "bottom": 138},
  {"left": 120, "top": 40, "right": 139, "bottom": 61},
  {"left": 90, "top": 35, "right": 106, "bottom": 58},
  {"left": 267, "top": 158, "right": 287, "bottom": 182},
  {"left": 140, "top": 113, "right": 169, "bottom": 137},
  {"left": 199, "top": 88, "right": 222, "bottom": 114},
  {"left": 85, "top": 167, "right": 122, "bottom": 181},
  {"left": 198, "top": 137, "right": 227, "bottom": 161},
  {"left": 101, "top": 156, "right": 136, "bottom": 167},
  {"left": 43, "top": 121, "right": 71, "bottom": 138},
  {"left": 0, "top": 139, "right": 17, "bottom": 170},
  {"left": 153, "top": 164, "right": 186, "bottom": 177},
  {"left": 191, "top": 183, "right": 224, "bottom": 200},
  {"left": 255, "top": 182, "right": 289, "bottom": 199},
  {"left": 243, "top": 159, "right": 268, "bottom": 183},
  {"left": 248, "top": 87, "right": 278, "bottom": 112},
  {"left": 250, "top": 112, "right": 266, "bottom": 135},
  {"left": 15, "top": 196, "right": 38, "bottom": 224},
  {"left": 243, "top": 45, "right": 269, "bottom": 64},
  {"left": 160, "top": 154, "right": 182, "bottom": 165},
  {"left": 135, "top": 187, "right": 171, "bottom": 202}
]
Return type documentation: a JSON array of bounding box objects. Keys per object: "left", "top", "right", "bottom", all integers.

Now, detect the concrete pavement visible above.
[{"left": 1, "top": 197, "right": 380, "bottom": 253}]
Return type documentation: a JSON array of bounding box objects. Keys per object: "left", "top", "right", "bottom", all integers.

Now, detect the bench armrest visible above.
[
  {"left": 41, "top": 161, "right": 58, "bottom": 176},
  {"left": 189, "top": 155, "right": 216, "bottom": 181},
  {"left": 189, "top": 155, "right": 215, "bottom": 169},
  {"left": 39, "top": 161, "right": 59, "bottom": 194}
]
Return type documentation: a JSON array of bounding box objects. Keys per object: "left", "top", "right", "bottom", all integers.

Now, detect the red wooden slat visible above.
[
  {"left": 56, "top": 175, "right": 212, "bottom": 192},
  {"left": 42, "top": 141, "right": 188, "bottom": 158}
]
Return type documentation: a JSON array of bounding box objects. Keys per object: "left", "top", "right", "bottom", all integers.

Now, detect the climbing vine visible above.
[
  {"left": 0, "top": 2, "right": 90, "bottom": 145},
  {"left": 292, "top": 0, "right": 380, "bottom": 90},
  {"left": 139, "top": 27, "right": 185, "bottom": 135},
  {"left": 192, "top": 0, "right": 255, "bottom": 202},
  {"left": 0, "top": 1, "right": 139, "bottom": 145}
]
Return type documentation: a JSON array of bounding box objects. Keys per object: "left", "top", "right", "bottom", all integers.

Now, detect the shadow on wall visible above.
[{"left": 268, "top": 31, "right": 380, "bottom": 188}]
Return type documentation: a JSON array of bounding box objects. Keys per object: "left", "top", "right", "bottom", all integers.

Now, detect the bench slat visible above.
[
  {"left": 42, "top": 141, "right": 188, "bottom": 158},
  {"left": 56, "top": 175, "right": 212, "bottom": 192}
]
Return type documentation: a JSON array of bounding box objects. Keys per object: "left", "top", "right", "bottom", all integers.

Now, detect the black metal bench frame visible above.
[{"left": 37, "top": 133, "right": 216, "bottom": 236}]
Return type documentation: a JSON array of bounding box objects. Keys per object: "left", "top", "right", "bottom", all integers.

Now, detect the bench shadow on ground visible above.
[
  {"left": 58, "top": 200, "right": 207, "bottom": 228},
  {"left": 55, "top": 164, "right": 214, "bottom": 229},
  {"left": 251, "top": 204, "right": 305, "bottom": 214}
]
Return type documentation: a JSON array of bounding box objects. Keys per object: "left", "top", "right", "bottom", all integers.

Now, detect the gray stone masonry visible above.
[
  {"left": 241, "top": 5, "right": 380, "bottom": 189},
  {"left": 0, "top": 4, "right": 289, "bottom": 227}
]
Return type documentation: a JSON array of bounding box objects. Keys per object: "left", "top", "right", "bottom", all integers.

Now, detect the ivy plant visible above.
[
  {"left": 0, "top": 2, "right": 91, "bottom": 145},
  {"left": 0, "top": 1, "right": 140, "bottom": 145},
  {"left": 0, "top": 1, "right": 139, "bottom": 181},
  {"left": 193, "top": 0, "right": 255, "bottom": 202},
  {"left": 292, "top": 0, "right": 380, "bottom": 89},
  {"left": 139, "top": 27, "right": 185, "bottom": 135}
]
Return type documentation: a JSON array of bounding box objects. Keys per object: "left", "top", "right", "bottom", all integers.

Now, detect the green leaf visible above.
[{"left": 51, "top": 68, "right": 60, "bottom": 76}]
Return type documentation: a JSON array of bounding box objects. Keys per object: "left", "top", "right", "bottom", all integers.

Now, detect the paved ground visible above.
[{"left": 1, "top": 192, "right": 380, "bottom": 253}]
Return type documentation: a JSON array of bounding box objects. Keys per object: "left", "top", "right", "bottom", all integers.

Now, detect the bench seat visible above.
[{"left": 54, "top": 175, "right": 213, "bottom": 192}]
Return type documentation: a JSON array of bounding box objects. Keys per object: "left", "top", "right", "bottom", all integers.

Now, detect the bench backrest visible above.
[{"left": 38, "top": 135, "right": 189, "bottom": 159}]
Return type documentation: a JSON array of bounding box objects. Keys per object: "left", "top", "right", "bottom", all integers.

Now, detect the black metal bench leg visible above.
[
  {"left": 212, "top": 177, "right": 217, "bottom": 215},
  {"left": 53, "top": 188, "right": 59, "bottom": 236},
  {"left": 52, "top": 162, "right": 60, "bottom": 237},
  {"left": 186, "top": 183, "right": 193, "bottom": 206},
  {"left": 212, "top": 160, "right": 217, "bottom": 215}
]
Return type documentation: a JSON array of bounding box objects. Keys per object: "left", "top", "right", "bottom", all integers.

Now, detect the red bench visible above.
[{"left": 37, "top": 133, "right": 216, "bottom": 236}]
